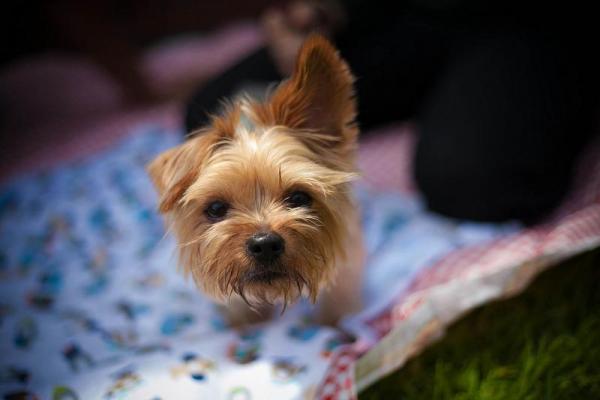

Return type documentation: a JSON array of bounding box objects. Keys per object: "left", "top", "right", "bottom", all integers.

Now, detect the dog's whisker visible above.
[
  {"left": 177, "top": 234, "right": 209, "bottom": 248},
  {"left": 280, "top": 292, "right": 289, "bottom": 316}
]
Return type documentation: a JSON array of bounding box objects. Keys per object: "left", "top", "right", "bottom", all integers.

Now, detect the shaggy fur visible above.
[{"left": 148, "top": 35, "right": 363, "bottom": 325}]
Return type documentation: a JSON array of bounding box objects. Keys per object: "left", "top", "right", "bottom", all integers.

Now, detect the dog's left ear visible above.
[
  {"left": 148, "top": 107, "right": 240, "bottom": 213},
  {"left": 257, "top": 34, "right": 358, "bottom": 156},
  {"left": 147, "top": 133, "right": 218, "bottom": 213},
  {"left": 147, "top": 138, "right": 201, "bottom": 213}
]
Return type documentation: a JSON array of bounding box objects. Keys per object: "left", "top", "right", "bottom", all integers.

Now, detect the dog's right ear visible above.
[{"left": 253, "top": 35, "right": 357, "bottom": 159}]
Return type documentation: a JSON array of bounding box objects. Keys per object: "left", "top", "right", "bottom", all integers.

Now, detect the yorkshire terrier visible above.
[{"left": 148, "top": 35, "right": 364, "bottom": 326}]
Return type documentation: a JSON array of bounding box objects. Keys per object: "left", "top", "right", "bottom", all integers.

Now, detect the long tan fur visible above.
[{"left": 147, "top": 35, "right": 363, "bottom": 325}]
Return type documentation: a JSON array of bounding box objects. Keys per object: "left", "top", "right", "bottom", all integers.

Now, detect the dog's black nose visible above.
[{"left": 246, "top": 232, "right": 285, "bottom": 263}]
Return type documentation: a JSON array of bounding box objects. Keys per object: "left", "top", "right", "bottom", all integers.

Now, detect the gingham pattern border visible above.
[{"left": 317, "top": 132, "right": 600, "bottom": 399}]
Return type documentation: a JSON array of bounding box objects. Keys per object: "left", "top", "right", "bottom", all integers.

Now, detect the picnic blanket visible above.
[{"left": 1, "top": 124, "right": 599, "bottom": 400}]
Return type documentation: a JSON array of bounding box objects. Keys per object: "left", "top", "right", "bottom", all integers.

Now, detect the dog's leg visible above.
[
  {"left": 219, "top": 296, "right": 274, "bottom": 328},
  {"left": 315, "top": 214, "right": 364, "bottom": 326}
]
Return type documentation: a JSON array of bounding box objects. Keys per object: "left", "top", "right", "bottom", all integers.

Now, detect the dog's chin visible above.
[
  {"left": 244, "top": 269, "right": 289, "bottom": 284},
  {"left": 231, "top": 265, "right": 309, "bottom": 308}
]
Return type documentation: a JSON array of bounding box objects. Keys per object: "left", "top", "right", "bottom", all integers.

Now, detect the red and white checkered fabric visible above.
[
  {"left": 318, "top": 128, "right": 600, "bottom": 399},
  {"left": 316, "top": 346, "right": 358, "bottom": 400}
]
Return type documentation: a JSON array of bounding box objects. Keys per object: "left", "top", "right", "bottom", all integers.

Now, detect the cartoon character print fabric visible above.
[{"left": 0, "top": 126, "right": 511, "bottom": 399}]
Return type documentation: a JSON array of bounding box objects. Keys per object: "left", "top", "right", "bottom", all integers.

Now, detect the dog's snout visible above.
[{"left": 246, "top": 232, "right": 285, "bottom": 263}]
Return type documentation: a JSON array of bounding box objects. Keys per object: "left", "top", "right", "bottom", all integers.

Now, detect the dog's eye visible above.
[
  {"left": 285, "top": 191, "right": 312, "bottom": 208},
  {"left": 204, "top": 200, "right": 229, "bottom": 221}
]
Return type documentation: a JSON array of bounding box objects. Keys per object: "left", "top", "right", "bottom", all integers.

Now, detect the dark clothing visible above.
[{"left": 184, "top": 4, "right": 600, "bottom": 224}]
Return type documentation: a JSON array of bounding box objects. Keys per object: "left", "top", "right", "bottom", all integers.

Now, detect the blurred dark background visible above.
[
  {"left": 2, "top": 1, "right": 275, "bottom": 99},
  {"left": 2, "top": 0, "right": 599, "bottom": 224},
  {"left": 0, "top": 1, "right": 275, "bottom": 181}
]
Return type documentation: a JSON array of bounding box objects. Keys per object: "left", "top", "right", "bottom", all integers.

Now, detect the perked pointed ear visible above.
[{"left": 256, "top": 34, "right": 358, "bottom": 155}]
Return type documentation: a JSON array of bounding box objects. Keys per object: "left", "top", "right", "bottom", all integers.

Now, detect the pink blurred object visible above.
[
  {"left": 357, "top": 124, "right": 416, "bottom": 193},
  {"left": 142, "top": 22, "right": 263, "bottom": 97},
  {"left": 0, "top": 53, "right": 125, "bottom": 132},
  {"left": 0, "top": 23, "right": 264, "bottom": 183}
]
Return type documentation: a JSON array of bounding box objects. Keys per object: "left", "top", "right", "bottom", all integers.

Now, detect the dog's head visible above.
[{"left": 148, "top": 35, "right": 358, "bottom": 308}]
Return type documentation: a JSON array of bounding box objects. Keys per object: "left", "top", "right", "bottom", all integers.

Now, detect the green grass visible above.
[{"left": 361, "top": 248, "right": 600, "bottom": 400}]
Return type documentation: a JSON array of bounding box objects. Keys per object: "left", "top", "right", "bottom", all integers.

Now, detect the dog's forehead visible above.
[
  {"left": 234, "top": 101, "right": 269, "bottom": 143},
  {"left": 191, "top": 112, "right": 307, "bottom": 198},
  {"left": 234, "top": 113, "right": 263, "bottom": 152},
  {"left": 229, "top": 103, "right": 304, "bottom": 157},
  {"left": 182, "top": 101, "right": 354, "bottom": 206}
]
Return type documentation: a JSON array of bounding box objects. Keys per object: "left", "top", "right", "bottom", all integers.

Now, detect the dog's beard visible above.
[
  {"left": 199, "top": 244, "right": 333, "bottom": 311},
  {"left": 179, "top": 228, "right": 339, "bottom": 311},
  {"left": 232, "top": 264, "right": 309, "bottom": 312},
  {"left": 172, "top": 198, "right": 347, "bottom": 312}
]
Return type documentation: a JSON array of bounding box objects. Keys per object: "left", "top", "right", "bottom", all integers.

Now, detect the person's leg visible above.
[
  {"left": 336, "top": 14, "right": 451, "bottom": 131},
  {"left": 184, "top": 47, "right": 281, "bottom": 132},
  {"left": 414, "top": 31, "right": 600, "bottom": 223}
]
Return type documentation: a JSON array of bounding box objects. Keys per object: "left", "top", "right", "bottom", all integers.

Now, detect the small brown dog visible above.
[{"left": 148, "top": 35, "right": 363, "bottom": 326}]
